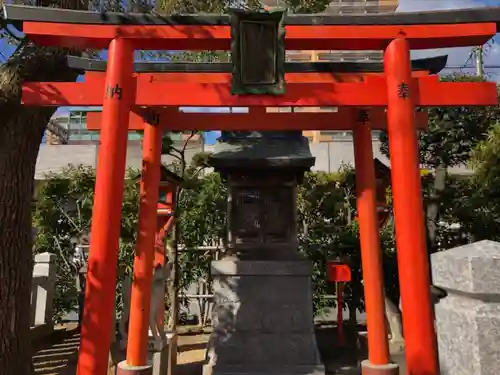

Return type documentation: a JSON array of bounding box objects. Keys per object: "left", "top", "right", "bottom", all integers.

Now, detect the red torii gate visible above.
[
  {"left": 23, "top": 71, "right": 494, "bottom": 107},
  {"left": 4, "top": 4, "right": 500, "bottom": 375},
  {"left": 85, "top": 107, "right": 431, "bottom": 131}
]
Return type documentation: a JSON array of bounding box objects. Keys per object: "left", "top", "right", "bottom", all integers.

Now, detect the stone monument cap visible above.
[
  {"left": 208, "top": 131, "right": 315, "bottom": 171},
  {"left": 431, "top": 240, "right": 500, "bottom": 295}
]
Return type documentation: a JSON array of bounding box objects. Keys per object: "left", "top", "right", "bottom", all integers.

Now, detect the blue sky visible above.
[{"left": 2, "top": 0, "right": 500, "bottom": 144}]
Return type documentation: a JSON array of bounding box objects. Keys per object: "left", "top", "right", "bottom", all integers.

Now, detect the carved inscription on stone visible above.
[
  {"left": 231, "top": 186, "right": 293, "bottom": 247},
  {"left": 263, "top": 188, "right": 292, "bottom": 243},
  {"left": 232, "top": 189, "right": 261, "bottom": 244}
]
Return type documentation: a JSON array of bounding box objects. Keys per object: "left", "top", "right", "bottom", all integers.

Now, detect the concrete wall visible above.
[
  {"left": 35, "top": 142, "right": 204, "bottom": 179},
  {"left": 200, "top": 140, "right": 390, "bottom": 175},
  {"left": 308, "top": 138, "right": 390, "bottom": 173},
  {"left": 35, "top": 138, "right": 472, "bottom": 179},
  {"left": 36, "top": 144, "right": 98, "bottom": 179}
]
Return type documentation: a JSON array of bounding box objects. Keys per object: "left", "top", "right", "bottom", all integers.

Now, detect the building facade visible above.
[
  {"left": 47, "top": 108, "right": 142, "bottom": 144},
  {"left": 38, "top": 107, "right": 204, "bottom": 180},
  {"left": 262, "top": 0, "right": 399, "bottom": 143},
  {"left": 45, "top": 107, "right": 203, "bottom": 146}
]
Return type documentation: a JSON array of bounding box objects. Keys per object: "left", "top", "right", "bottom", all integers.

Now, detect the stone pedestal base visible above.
[
  {"left": 361, "top": 360, "right": 399, "bottom": 375},
  {"left": 432, "top": 241, "right": 500, "bottom": 375},
  {"left": 204, "top": 260, "right": 324, "bottom": 375},
  {"left": 165, "top": 331, "right": 178, "bottom": 375},
  {"left": 116, "top": 361, "right": 152, "bottom": 375},
  {"left": 117, "top": 331, "right": 177, "bottom": 375},
  {"left": 150, "top": 344, "right": 169, "bottom": 375}
]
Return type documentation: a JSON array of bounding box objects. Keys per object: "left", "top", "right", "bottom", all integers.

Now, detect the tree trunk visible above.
[
  {"left": 167, "top": 223, "right": 179, "bottom": 330},
  {"left": 0, "top": 41, "right": 79, "bottom": 374}
]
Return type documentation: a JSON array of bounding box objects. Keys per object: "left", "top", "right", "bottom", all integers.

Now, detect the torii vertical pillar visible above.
[
  {"left": 384, "top": 36, "right": 439, "bottom": 375},
  {"left": 77, "top": 38, "right": 134, "bottom": 375},
  {"left": 119, "top": 117, "right": 163, "bottom": 374},
  {"left": 353, "top": 110, "right": 397, "bottom": 375}
]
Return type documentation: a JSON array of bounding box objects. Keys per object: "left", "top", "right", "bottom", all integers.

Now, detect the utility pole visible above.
[{"left": 475, "top": 46, "right": 484, "bottom": 77}]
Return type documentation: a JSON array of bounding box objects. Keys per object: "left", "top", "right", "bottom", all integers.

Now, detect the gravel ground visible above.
[{"left": 32, "top": 324, "right": 406, "bottom": 375}]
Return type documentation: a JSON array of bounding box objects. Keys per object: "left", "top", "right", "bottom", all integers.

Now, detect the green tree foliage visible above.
[
  {"left": 297, "top": 168, "right": 398, "bottom": 316},
  {"left": 33, "top": 166, "right": 140, "bottom": 322},
  {"left": 34, "top": 165, "right": 399, "bottom": 322},
  {"left": 380, "top": 73, "right": 500, "bottom": 169},
  {"left": 379, "top": 73, "right": 500, "bottom": 254},
  {"left": 453, "top": 123, "right": 500, "bottom": 242},
  {"left": 285, "top": 0, "right": 331, "bottom": 13},
  {"left": 471, "top": 123, "right": 500, "bottom": 186},
  {"left": 176, "top": 171, "right": 226, "bottom": 315},
  {"left": 157, "top": 0, "right": 331, "bottom": 14}
]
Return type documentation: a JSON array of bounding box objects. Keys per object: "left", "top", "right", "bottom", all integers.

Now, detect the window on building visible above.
[{"left": 66, "top": 110, "right": 144, "bottom": 143}]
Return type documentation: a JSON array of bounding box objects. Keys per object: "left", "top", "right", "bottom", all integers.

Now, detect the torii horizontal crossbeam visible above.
[
  {"left": 23, "top": 75, "right": 498, "bottom": 107},
  {"left": 18, "top": 22, "right": 498, "bottom": 51},
  {"left": 4, "top": 5, "right": 500, "bottom": 50},
  {"left": 67, "top": 55, "right": 449, "bottom": 75},
  {"left": 85, "top": 108, "right": 429, "bottom": 131}
]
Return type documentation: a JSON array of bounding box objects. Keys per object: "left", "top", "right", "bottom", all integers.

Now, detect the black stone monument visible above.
[{"left": 203, "top": 130, "right": 324, "bottom": 375}]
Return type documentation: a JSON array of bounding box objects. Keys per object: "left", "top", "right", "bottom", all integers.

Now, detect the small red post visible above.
[
  {"left": 337, "top": 282, "right": 344, "bottom": 347},
  {"left": 385, "top": 35, "right": 439, "bottom": 375},
  {"left": 353, "top": 112, "right": 391, "bottom": 366},
  {"left": 77, "top": 38, "right": 134, "bottom": 375},
  {"left": 327, "top": 261, "right": 351, "bottom": 349},
  {"left": 126, "top": 117, "right": 163, "bottom": 366}
]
